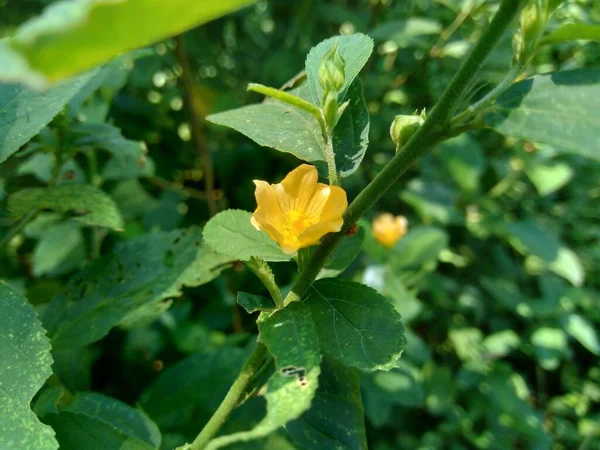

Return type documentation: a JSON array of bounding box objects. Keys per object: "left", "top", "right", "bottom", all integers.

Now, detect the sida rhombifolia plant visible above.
[{"left": 182, "top": 0, "right": 573, "bottom": 447}]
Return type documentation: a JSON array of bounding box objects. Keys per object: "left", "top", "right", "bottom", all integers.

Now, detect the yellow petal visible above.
[
  {"left": 298, "top": 218, "right": 344, "bottom": 246},
  {"left": 253, "top": 180, "right": 285, "bottom": 228},
  {"left": 316, "top": 185, "right": 348, "bottom": 222},
  {"left": 279, "top": 164, "right": 318, "bottom": 212}
]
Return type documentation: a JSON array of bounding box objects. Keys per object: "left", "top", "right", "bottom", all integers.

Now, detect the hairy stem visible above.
[
  {"left": 246, "top": 258, "right": 285, "bottom": 309},
  {"left": 324, "top": 132, "right": 339, "bottom": 186},
  {"left": 175, "top": 34, "right": 217, "bottom": 217},
  {"left": 190, "top": 342, "right": 269, "bottom": 450},
  {"left": 285, "top": 0, "right": 523, "bottom": 304}
]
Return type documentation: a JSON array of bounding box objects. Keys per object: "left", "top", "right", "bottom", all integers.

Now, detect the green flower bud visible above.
[
  {"left": 513, "top": 0, "right": 554, "bottom": 64},
  {"left": 318, "top": 42, "right": 346, "bottom": 95},
  {"left": 390, "top": 113, "right": 424, "bottom": 150}
]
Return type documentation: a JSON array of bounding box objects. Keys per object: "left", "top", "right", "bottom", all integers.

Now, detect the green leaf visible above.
[
  {"left": 305, "top": 33, "right": 374, "bottom": 105},
  {"left": 207, "top": 302, "right": 321, "bottom": 449},
  {"left": 438, "top": 134, "right": 485, "bottom": 193},
  {"left": 43, "top": 393, "right": 161, "bottom": 450},
  {"left": 8, "top": 184, "right": 124, "bottom": 231},
  {"left": 504, "top": 220, "right": 560, "bottom": 261},
  {"left": 526, "top": 162, "right": 574, "bottom": 196},
  {"left": 317, "top": 224, "right": 365, "bottom": 279},
  {"left": 203, "top": 209, "right": 291, "bottom": 262},
  {"left": 565, "top": 314, "right": 600, "bottom": 355},
  {"left": 0, "top": 282, "right": 57, "bottom": 450},
  {"left": 139, "top": 347, "right": 247, "bottom": 429},
  {"left": 237, "top": 292, "right": 275, "bottom": 314},
  {"left": 305, "top": 279, "right": 406, "bottom": 371},
  {"left": 539, "top": 23, "right": 600, "bottom": 46},
  {"left": 0, "top": 71, "right": 94, "bottom": 164},
  {"left": 285, "top": 357, "right": 367, "bottom": 450},
  {"left": 548, "top": 247, "right": 584, "bottom": 287},
  {"left": 485, "top": 69, "right": 600, "bottom": 160},
  {"left": 401, "top": 179, "right": 459, "bottom": 225},
  {"left": 333, "top": 80, "right": 370, "bottom": 177},
  {"left": 42, "top": 228, "right": 232, "bottom": 349},
  {"left": 530, "top": 326, "right": 568, "bottom": 370},
  {"left": 370, "top": 18, "right": 442, "bottom": 46},
  {"left": 390, "top": 226, "right": 449, "bottom": 271},
  {"left": 0, "top": 0, "right": 256, "bottom": 88},
  {"left": 31, "top": 221, "right": 85, "bottom": 277},
  {"left": 423, "top": 362, "right": 456, "bottom": 416},
  {"left": 207, "top": 84, "right": 327, "bottom": 168},
  {"left": 482, "top": 330, "right": 521, "bottom": 358}
]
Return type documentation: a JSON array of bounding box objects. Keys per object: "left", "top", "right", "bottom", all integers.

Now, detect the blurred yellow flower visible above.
[
  {"left": 251, "top": 164, "right": 347, "bottom": 254},
  {"left": 372, "top": 213, "right": 408, "bottom": 248}
]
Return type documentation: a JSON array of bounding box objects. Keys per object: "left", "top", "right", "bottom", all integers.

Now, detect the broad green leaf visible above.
[
  {"left": 237, "top": 292, "right": 275, "bottom": 314},
  {"left": 52, "top": 347, "right": 99, "bottom": 392},
  {"left": 390, "top": 226, "right": 449, "bottom": 271},
  {"left": 43, "top": 393, "right": 161, "bottom": 450},
  {"left": 8, "top": 184, "right": 124, "bottom": 231},
  {"left": 0, "top": 282, "right": 57, "bottom": 450},
  {"left": 207, "top": 302, "right": 321, "bottom": 449},
  {"left": 530, "top": 326, "right": 568, "bottom": 370},
  {"left": 317, "top": 224, "right": 365, "bottom": 279},
  {"left": 423, "top": 362, "right": 456, "bottom": 416},
  {"left": 0, "top": 0, "right": 256, "bottom": 88},
  {"left": 565, "top": 314, "right": 600, "bottom": 355},
  {"left": 203, "top": 209, "right": 291, "bottom": 262},
  {"left": 139, "top": 347, "right": 247, "bottom": 429},
  {"left": 539, "top": 23, "right": 600, "bottom": 46},
  {"left": 482, "top": 330, "right": 521, "bottom": 358},
  {"left": 286, "top": 357, "right": 367, "bottom": 450},
  {"left": 449, "top": 327, "right": 483, "bottom": 361},
  {"left": 305, "top": 279, "right": 406, "bottom": 371},
  {"left": 207, "top": 84, "right": 327, "bottom": 169},
  {"left": 485, "top": 69, "right": 600, "bottom": 160},
  {"left": 504, "top": 221, "right": 560, "bottom": 261},
  {"left": 333, "top": 80, "right": 370, "bottom": 177},
  {"left": 401, "top": 179, "right": 460, "bottom": 225},
  {"left": 526, "top": 162, "right": 573, "bottom": 196},
  {"left": 31, "top": 221, "right": 85, "bottom": 277},
  {"left": 43, "top": 228, "right": 233, "bottom": 349},
  {"left": 305, "top": 34, "right": 374, "bottom": 105},
  {"left": 0, "top": 71, "right": 94, "bottom": 164}
]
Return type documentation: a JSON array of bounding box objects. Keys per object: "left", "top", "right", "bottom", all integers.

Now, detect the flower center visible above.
[{"left": 285, "top": 210, "right": 316, "bottom": 237}]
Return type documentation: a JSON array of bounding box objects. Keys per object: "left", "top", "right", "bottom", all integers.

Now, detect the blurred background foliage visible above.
[{"left": 1, "top": 0, "right": 599, "bottom": 449}]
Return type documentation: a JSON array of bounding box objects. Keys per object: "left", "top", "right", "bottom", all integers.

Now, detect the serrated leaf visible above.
[
  {"left": 484, "top": 69, "right": 600, "bottom": 160},
  {"left": 305, "top": 279, "right": 406, "bottom": 371},
  {"left": 0, "top": 282, "right": 57, "bottom": 450},
  {"left": 203, "top": 209, "right": 291, "bottom": 262},
  {"left": 0, "top": 0, "right": 256, "bottom": 88},
  {"left": 207, "top": 302, "right": 321, "bottom": 449},
  {"left": 43, "top": 392, "right": 161, "bottom": 450},
  {"left": 207, "top": 84, "right": 327, "bottom": 169},
  {"left": 0, "top": 71, "right": 94, "bottom": 164},
  {"left": 333, "top": 80, "right": 370, "bottom": 177},
  {"left": 539, "top": 23, "right": 600, "bottom": 46},
  {"left": 42, "top": 228, "right": 232, "bottom": 349},
  {"left": 237, "top": 292, "right": 275, "bottom": 314},
  {"left": 8, "top": 184, "right": 124, "bottom": 231},
  {"left": 286, "top": 357, "right": 367, "bottom": 450},
  {"left": 305, "top": 33, "right": 373, "bottom": 105},
  {"left": 139, "top": 347, "right": 247, "bottom": 429},
  {"left": 31, "top": 221, "right": 86, "bottom": 277}
]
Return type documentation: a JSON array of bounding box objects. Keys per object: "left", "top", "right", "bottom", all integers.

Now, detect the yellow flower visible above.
[
  {"left": 251, "top": 164, "right": 347, "bottom": 254},
  {"left": 372, "top": 213, "right": 408, "bottom": 248}
]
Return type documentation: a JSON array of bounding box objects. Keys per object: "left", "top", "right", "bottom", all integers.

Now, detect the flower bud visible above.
[
  {"left": 513, "top": 0, "right": 554, "bottom": 64},
  {"left": 390, "top": 112, "right": 424, "bottom": 150},
  {"left": 318, "top": 42, "right": 346, "bottom": 95}
]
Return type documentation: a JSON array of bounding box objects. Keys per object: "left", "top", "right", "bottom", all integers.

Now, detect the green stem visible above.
[
  {"left": 0, "top": 211, "right": 38, "bottom": 252},
  {"left": 246, "top": 258, "right": 285, "bottom": 309},
  {"left": 451, "top": 63, "right": 524, "bottom": 125},
  {"left": 324, "top": 133, "right": 339, "bottom": 186},
  {"left": 247, "top": 83, "right": 322, "bottom": 119},
  {"left": 285, "top": 0, "right": 523, "bottom": 304},
  {"left": 189, "top": 342, "right": 269, "bottom": 450}
]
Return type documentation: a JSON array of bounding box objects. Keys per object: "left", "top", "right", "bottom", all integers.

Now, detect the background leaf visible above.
[
  {"left": 0, "top": 0, "right": 256, "bottom": 87},
  {"left": 305, "top": 279, "right": 406, "bottom": 371},
  {"left": 43, "top": 392, "right": 161, "bottom": 450},
  {"left": 484, "top": 69, "right": 600, "bottom": 160},
  {"left": 539, "top": 23, "right": 600, "bottom": 46},
  {"left": 0, "top": 282, "right": 57, "bottom": 450}
]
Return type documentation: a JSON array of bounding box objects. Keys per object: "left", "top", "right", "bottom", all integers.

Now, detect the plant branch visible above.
[
  {"left": 0, "top": 211, "right": 37, "bottom": 252},
  {"left": 285, "top": 0, "right": 524, "bottom": 304},
  {"left": 175, "top": 34, "right": 217, "bottom": 217},
  {"left": 189, "top": 342, "right": 269, "bottom": 450},
  {"left": 246, "top": 257, "right": 284, "bottom": 309},
  {"left": 323, "top": 132, "right": 339, "bottom": 186}
]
